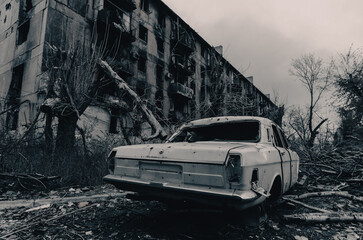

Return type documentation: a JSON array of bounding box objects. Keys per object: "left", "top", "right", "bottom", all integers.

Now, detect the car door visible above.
[
  {"left": 276, "top": 127, "right": 294, "bottom": 189},
  {"left": 278, "top": 129, "right": 299, "bottom": 185},
  {"left": 271, "top": 124, "right": 292, "bottom": 193}
]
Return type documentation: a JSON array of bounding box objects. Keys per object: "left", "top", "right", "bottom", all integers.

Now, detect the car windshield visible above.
[{"left": 169, "top": 121, "right": 260, "bottom": 143}]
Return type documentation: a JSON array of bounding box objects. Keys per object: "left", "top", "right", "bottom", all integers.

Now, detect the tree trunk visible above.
[
  {"left": 44, "top": 113, "right": 53, "bottom": 155},
  {"left": 307, "top": 118, "right": 328, "bottom": 148},
  {"left": 55, "top": 114, "right": 78, "bottom": 154}
]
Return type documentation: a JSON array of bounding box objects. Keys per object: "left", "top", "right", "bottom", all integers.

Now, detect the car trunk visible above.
[{"left": 112, "top": 142, "right": 249, "bottom": 188}]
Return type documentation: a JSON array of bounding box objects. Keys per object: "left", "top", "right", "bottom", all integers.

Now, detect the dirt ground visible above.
[
  {"left": 0, "top": 183, "right": 362, "bottom": 240},
  {"left": 0, "top": 158, "right": 363, "bottom": 240}
]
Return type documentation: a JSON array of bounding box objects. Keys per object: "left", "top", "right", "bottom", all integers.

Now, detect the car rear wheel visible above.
[{"left": 268, "top": 177, "right": 282, "bottom": 202}]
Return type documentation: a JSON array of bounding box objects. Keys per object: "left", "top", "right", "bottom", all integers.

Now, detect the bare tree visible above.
[
  {"left": 333, "top": 46, "right": 363, "bottom": 139},
  {"left": 289, "top": 54, "right": 333, "bottom": 148},
  {"left": 41, "top": 41, "right": 166, "bottom": 154},
  {"left": 41, "top": 41, "right": 106, "bottom": 153},
  {"left": 198, "top": 48, "right": 231, "bottom": 118}
]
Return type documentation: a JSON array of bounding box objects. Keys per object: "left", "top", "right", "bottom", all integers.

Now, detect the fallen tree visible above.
[
  {"left": 286, "top": 191, "right": 363, "bottom": 203},
  {"left": 282, "top": 197, "right": 331, "bottom": 213},
  {"left": 97, "top": 60, "right": 167, "bottom": 141},
  {"left": 284, "top": 212, "right": 363, "bottom": 223},
  {"left": 0, "top": 173, "right": 61, "bottom": 190}
]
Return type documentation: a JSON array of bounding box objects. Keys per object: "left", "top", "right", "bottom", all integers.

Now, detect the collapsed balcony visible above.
[
  {"left": 170, "top": 55, "right": 195, "bottom": 77},
  {"left": 96, "top": 3, "right": 136, "bottom": 44},
  {"left": 169, "top": 82, "right": 194, "bottom": 100},
  {"left": 171, "top": 22, "right": 195, "bottom": 55}
]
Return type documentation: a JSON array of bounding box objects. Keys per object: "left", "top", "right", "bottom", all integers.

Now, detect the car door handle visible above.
[{"left": 281, "top": 151, "right": 286, "bottom": 156}]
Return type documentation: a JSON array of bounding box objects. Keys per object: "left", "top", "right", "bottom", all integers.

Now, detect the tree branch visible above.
[{"left": 98, "top": 60, "right": 167, "bottom": 141}]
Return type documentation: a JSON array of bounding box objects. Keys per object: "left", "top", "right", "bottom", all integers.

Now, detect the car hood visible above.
[{"left": 113, "top": 141, "right": 255, "bottom": 165}]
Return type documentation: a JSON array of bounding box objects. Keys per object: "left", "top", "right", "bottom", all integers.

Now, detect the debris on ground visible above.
[{"left": 0, "top": 144, "right": 362, "bottom": 239}]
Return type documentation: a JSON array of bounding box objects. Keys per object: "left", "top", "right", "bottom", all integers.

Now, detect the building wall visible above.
[
  {"left": 0, "top": 0, "right": 278, "bottom": 138},
  {"left": 0, "top": 0, "right": 48, "bottom": 130}
]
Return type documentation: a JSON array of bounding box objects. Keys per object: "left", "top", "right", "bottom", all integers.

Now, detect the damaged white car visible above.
[{"left": 103, "top": 116, "right": 299, "bottom": 210}]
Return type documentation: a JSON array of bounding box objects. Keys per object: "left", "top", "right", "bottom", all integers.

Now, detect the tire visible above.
[{"left": 268, "top": 177, "right": 282, "bottom": 202}]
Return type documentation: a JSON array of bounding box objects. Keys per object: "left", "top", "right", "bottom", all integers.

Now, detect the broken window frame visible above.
[
  {"left": 157, "top": 12, "right": 166, "bottom": 27},
  {"left": 155, "top": 89, "right": 163, "bottom": 116},
  {"left": 136, "top": 83, "right": 146, "bottom": 97},
  {"left": 156, "top": 37, "right": 164, "bottom": 53},
  {"left": 156, "top": 63, "right": 164, "bottom": 86},
  {"left": 25, "top": 0, "right": 33, "bottom": 12},
  {"left": 17, "top": 19, "right": 30, "bottom": 45},
  {"left": 138, "top": 23, "right": 148, "bottom": 43},
  {"left": 170, "top": 121, "right": 261, "bottom": 143},
  {"left": 6, "top": 64, "right": 25, "bottom": 130},
  {"left": 109, "top": 109, "right": 120, "bottom": 134},
  {"left": 138, "top": 55, "right": 147, "bottom": 73},
  {"left": 140, "top": 0, "right": 149, "bottom": 13}
]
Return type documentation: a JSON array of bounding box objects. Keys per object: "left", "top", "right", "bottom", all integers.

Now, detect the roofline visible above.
[{"left": 157, "top": 0, "right": 276, "bottom": 107}]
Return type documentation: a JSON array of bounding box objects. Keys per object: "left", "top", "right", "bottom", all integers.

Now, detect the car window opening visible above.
[{"left": 171, "top": 121, "right": 260, "bottom": 142}]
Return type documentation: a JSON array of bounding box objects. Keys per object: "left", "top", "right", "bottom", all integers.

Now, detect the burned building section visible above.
[
  {"left": 168, "top": 18, "right": 196, "bottom": 122},
  {"left": 0, "top": 0, "right": 279, "bottom": 140},
  {"left": 0, "top": 0, "right": 44, "bottom": 131}
]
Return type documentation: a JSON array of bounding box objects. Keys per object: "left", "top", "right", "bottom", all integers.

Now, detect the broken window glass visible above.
[{"left": 170, "top": 121, "right": 260, "bottom": 142}]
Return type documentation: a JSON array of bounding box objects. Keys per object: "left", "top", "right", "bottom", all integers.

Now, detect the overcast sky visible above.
[{"left": 162, "top": 0, "right": 363, "bottom": 109}]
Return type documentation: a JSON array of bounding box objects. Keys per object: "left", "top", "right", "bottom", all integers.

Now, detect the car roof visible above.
[{"left": 183, "top": 116, "right": 274, "bottom": 128}]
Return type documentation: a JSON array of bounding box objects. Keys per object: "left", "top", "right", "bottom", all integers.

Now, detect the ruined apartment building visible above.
[{"left": 0, "top": 0, "right": 277, "bottom": 136}]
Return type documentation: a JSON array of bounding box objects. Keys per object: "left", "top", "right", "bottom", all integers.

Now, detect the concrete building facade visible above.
[{"left": 0, "top": 0, "right": 278, "bottom": 137}]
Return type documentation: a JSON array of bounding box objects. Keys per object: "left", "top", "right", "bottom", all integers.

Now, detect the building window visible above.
[
  {"left": 139, "top": 24, "right": 148, "bottom": 43},
  {"left": 156, "top": 63, "right": 163, "bottom": 88},
  {"left": 136, "top": 86, "right": 145, "bottom": 97},
  {"left": 140, "top": 0, "right": 149, "bottom": 12},
  {"left": 158, "top": 13, "right": 165, "bottom": 27},
  {"left": 138, "top": 55, "right": 147, "bottom": 72},
  {"left": 109, "top": 109, "right": 119, "bottom": 133},
  {"left": 201, "top": 65, "right": 206, "bottom": 79},
  {"left": 156, "top": 37, "right": 164, "bottom": 53},
  {"left": 155, "top": 90, "right": 163, "bottom": 116},
  {"left": 200, "top": 65, "right": 207, "bottom": 102},
  {"left": 190, "top": 81, "right": 195, "bottom": 93},
  {"left": 201, "top": 46, "right": 206, "bottom": 59},
  {"left": 6, "top": 64, "right": 25, "bottom": 130},
  {"left": 26, "top": 0, "right": 33, "bottom": 11},
  {"left": 17, "top": 20, "right": 30, "bottom": 45}
]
